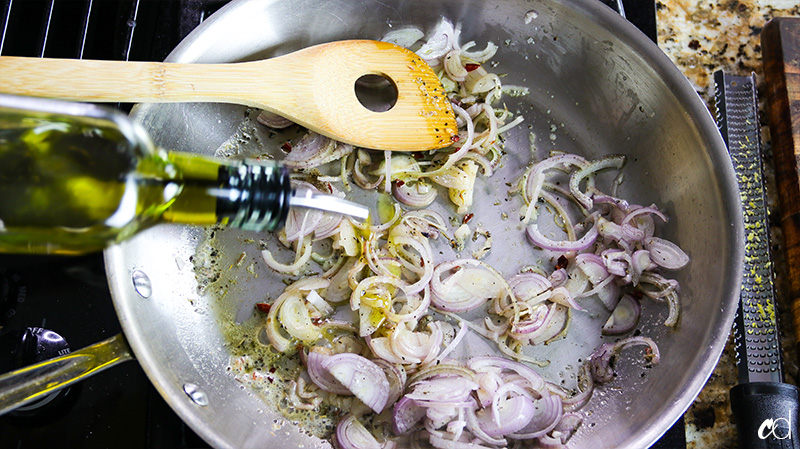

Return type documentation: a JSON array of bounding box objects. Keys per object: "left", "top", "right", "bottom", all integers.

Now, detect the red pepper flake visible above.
[
  {"left": 465, "top": 63, "right": 481, "bottom": 72},
  {"left": 462, "top": 213, "right": 474, "bottom": 224},
  {"left": 413, "top": 152, "right": 425, "bottom": 160},
  {"left": 395, "top": 180, "right": 405, "bottom": 187},
  {"left": 269, "top": 367, "right": 277, "bottom": 374},
  {"left": 255, "top": 303, "right": 271, "bottom": 313},
  {"left": 281, "top": 142, "right": 293, "bottom": 152},
  {"left": 555, "top": 255, "right": 569, "bottom": 270},
  {"left": 451, "top": 135, "right": 460, "bottom": 143}
]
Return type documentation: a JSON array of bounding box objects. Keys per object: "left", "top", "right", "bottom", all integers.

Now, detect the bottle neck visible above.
[{"left": 215, "top": 160, "right": 292, "bottom": 232}]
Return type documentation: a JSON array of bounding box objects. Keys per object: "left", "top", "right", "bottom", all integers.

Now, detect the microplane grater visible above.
[{"left": 713, "top": 71, "right": 784, "bottom": 384}]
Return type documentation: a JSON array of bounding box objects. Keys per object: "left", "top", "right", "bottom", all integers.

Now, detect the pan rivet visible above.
[
  {"left": 131, "top": 270, "right": 152, "bottom": 299},
  {"left": 183, "top": 383, "right": 209, "bottom": 406}
]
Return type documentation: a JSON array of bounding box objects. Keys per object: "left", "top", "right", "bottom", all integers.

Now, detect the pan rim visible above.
[{"left": 108, "top": 0, "right": 744, "bottom": 448}]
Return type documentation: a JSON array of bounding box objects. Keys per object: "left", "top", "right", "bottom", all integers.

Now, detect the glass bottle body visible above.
[{"left": 0, "top": 97, "right": 289, "bottom": 255}]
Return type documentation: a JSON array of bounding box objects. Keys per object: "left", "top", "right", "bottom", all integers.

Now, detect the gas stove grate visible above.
[
  {"left": 1, "top": 0, "right": 136, "bottom": 59},
  {"left": 0, "top": 0, "right": 225, "bottom": 62}
]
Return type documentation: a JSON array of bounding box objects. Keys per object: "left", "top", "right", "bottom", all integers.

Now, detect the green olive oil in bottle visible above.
[{"left": 0, "top": 95, "right": 365, "bottom": 255}]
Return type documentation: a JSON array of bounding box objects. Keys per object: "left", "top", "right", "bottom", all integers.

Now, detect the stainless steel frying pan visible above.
[{"left": 0, "top": 0, "right": 743, "bottom": 448}]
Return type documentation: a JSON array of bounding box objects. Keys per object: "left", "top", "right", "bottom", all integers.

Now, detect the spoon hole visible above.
[{"left": 355, "top": 73, "right": 398, "bottom": 113}]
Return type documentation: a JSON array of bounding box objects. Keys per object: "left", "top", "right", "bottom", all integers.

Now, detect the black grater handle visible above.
[{"left": 730, "top": 382, "right": 800, "bottom": 449}]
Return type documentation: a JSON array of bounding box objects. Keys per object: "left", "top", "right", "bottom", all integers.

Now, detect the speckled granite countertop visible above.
[{"left": 656, "top": 1, "right": 800, "bottom": 448}]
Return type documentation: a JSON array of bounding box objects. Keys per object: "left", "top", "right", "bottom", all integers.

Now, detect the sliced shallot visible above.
[
  {"left": 601, "top": 294, "right": 641, "bottom": 336},
  {"left": 306, "top": 348, "right": 352, "bottom": 395},
  {"left": 335, "top": 414, "right": 383, "bottom": 449},
  {"left": 322, "top": 353, "right": 391, "bottom": 413}
]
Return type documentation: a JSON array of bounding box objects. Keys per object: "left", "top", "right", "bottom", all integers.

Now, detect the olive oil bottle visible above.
[{"left": 0, "top": 95, "right": 366, "bottom": 255}]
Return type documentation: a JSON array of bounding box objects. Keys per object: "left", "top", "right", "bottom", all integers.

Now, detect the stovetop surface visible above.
[
  {"left": 0, "top": 1, "right": 683, "bottom": 448},
  {"left": 0, "top": 254, "right": 206, "bottom": 449},
  {"left": 1, "top": 3, "right": 226, "bottom": 447}
]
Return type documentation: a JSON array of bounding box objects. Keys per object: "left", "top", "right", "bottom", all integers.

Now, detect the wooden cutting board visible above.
[{"left": 761, "top": 17, "right": 800, "bottom": 363}]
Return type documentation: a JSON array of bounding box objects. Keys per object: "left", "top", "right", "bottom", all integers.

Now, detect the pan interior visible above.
[{"left": 105, "top": 1, "right": 742, "bottom": 448}]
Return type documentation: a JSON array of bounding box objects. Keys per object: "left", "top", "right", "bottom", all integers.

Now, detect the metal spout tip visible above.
[{"left": 289, "top": 189, "right": 370, "bottom": 220}]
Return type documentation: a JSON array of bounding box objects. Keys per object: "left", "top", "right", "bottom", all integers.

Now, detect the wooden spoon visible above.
[{"left": 0, "top": 40, "right": 457, "bottom": 151}]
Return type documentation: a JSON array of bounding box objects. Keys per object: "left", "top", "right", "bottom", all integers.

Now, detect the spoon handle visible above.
[
  {"left": 0, "top": 40, "right": 458, "bottom": 152},
  {"left": 0, "top": 56, "right": 279, "bottom": 108}
]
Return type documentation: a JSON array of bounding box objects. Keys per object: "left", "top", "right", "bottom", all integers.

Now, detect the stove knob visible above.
[
  {"left": 0, "top": 327, "right": 80, "bottom": 419},
  {"left": 19, "top": 327, "right": 71, "bottom": 361}
]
